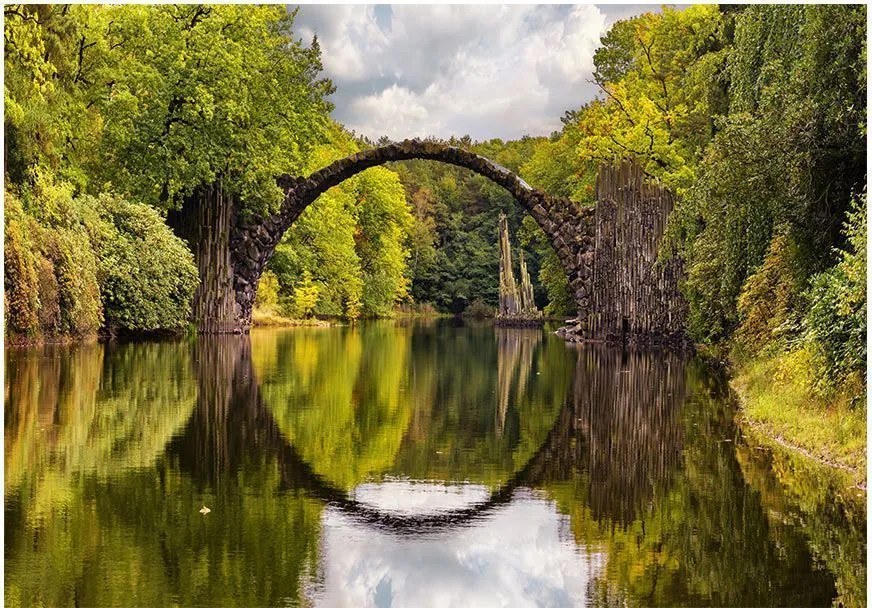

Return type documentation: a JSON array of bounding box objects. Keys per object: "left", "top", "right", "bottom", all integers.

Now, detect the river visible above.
[{"left": 4, "top": 320, "right": 866, "bottom": 607}]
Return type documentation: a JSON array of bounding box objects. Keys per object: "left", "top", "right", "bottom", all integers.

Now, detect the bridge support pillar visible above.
[{"left": 168, "top": 181, "right": 250, "bottom": 333}]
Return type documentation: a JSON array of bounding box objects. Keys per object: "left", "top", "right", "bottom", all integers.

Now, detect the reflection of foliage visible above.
[
  {"left": 5, "top": 341, "right": 196, "bottom": 520},
  {"left": 737, "top": 435, "right": 866, "bottom": 608},
  {"left": 5, "top": 468, "right": 323, "bottom": 607},
  {"left": 544, "top": 357, "right": 842, "bottom": 606},
  {"left": 255, "top": 325, "right": 411, "bottom": 488},
  {"left": 5, "top": 339, "right": 323, "bottom": 607},
  {"left": 391, "top": 325, "right": 571, "bottom": 486},
  {"left": 253, "top": 323, "right": 569, "bottom": 490}
]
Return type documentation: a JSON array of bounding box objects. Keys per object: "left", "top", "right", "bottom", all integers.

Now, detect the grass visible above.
[
  {"left": 731, "top": 346, "right": 866, "bottom": 488},
  {"left": 251, "top": 307, "right": 330, "bottom": 328}
]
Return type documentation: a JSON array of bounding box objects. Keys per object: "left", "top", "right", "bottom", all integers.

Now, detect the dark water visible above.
[{"left": 4, "top": 321, "right": 865, "bottom": 607}]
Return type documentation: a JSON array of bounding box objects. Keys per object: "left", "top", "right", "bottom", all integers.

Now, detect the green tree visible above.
[
  {"left": 292, "top": 271, "right": 320, "bottom": 318},
  {"left": 582, "top": 6, "right": 729, "bottom": 193},
  {"left": 675, "top": 5, "right": 866, "bottom": 342},
  {"left": 805, "top": 191, "right": 867, "bottom": 390}
]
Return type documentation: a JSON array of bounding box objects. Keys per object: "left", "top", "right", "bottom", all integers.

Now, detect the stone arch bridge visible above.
[{"left": 169, "top": 139, "right": 685, "bottom": 343}]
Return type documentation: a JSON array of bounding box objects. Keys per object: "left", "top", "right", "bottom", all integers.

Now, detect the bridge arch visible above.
[{"left": 224, "top": 139, "right": 595, "bottom": 332}]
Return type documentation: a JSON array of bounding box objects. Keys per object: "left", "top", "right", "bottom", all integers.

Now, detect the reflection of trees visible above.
[
  {"left": 4, "top": 341, "right": 195, "bottom": 512},
  {"left": 253, "top": 324, "right": 413, "bottom": 489},
  {"left": 545, "top": 355, "right": 840, "bottom": 607},
  {"left": 5, "top": 327, "right": 855, "bottom": 607},
  {"left": 5, "top": 337, "right": 323, "bottom": 608},
  {"left": 390, "top": 323, "right": 572, "bottom": 486},
  {"left": 495, "top": 328, "right": 541, "bottom": 436},
  {"left": 736, "top": 436, "right": 866, "bottom": 607},
  {"left": 253, "top": 324, "right": 571, "bottom": 489}
]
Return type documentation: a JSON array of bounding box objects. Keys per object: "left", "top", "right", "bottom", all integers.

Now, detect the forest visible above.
[{"left": 3, "top": 6, "right": 867, "bottom": 464}]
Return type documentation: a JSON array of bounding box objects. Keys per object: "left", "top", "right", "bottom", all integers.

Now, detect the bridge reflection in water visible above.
[
  {"left": 167, "top": 330, "right": 686, "bottom": 535},
  {"left": 4, "top": 323, "right": 856, "bottom": 607}
]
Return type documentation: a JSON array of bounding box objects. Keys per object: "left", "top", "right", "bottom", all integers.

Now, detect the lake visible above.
[{"left": 4, "top": 320, "right": 865, "bottom": 607}]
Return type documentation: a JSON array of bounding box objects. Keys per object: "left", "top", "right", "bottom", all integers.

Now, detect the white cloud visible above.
[{"left": 293, "top": 4, "right": 655, "bottom": 141}]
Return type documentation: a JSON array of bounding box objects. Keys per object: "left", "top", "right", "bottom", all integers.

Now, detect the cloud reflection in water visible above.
[{"left": 308, "top": 482, "right": 604, "bottom": 607}]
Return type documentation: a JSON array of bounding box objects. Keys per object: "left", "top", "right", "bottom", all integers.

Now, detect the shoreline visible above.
[{"left": 731, "top": 376, "right": 867, "bottom": 492}]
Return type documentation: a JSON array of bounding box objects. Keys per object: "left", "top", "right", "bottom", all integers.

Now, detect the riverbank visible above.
[
  {"left": 731, "top": 348, "right": 866, "bottom": 490},
  {"left": 251, "top": 309, "right": 331, "bottom": 328}
]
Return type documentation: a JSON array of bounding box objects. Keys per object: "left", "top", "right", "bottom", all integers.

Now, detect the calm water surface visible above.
[{"left": 4, "top": 321, "right": 866, "bottom": 607}]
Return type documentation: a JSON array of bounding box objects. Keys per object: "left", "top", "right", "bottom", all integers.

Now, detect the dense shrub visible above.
[
  {"left": 462, "top": 299, "right": 495, "bottom": 319},
  {"left": 3, "top": 193, "right": 41, "bottom": 335},
  {"left": 734, "top": 235, "right": 804, "bottom": 355},
  {"left": 86, "top": 194, "right": 198, "bottom": 332},
  {"left": 804, "top": 192, "right": 867, "bottom": 389},
  {"left": 4, "top": 184, "right": 102, "bottom": 337},
  {"left": 4, "top": 183, "right": 198, "bottom": 337}
]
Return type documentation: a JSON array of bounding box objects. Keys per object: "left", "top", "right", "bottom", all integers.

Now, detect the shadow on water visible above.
[{"left": 4, "top": 322, "right": 865, "bottom": 606}]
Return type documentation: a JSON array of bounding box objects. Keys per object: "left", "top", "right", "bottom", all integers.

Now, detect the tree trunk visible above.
[{"left": 167, "top": 181, "right": 246, "bottom": 333}]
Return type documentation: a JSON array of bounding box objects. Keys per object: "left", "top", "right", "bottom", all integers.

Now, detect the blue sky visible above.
[{"left": 292, "top": 4, "right": 657, "bottom": 141}]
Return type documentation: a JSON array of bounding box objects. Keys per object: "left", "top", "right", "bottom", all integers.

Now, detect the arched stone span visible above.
[{"left": 214, "top": 139, "right": 597, "bottom": 332}]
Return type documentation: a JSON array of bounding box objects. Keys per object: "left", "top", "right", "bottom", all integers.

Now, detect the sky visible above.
[{"left": 292, "top": 4, "right": 657, "bottom": 142}]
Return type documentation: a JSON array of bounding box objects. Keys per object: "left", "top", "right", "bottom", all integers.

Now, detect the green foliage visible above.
[
  {"left": 87, "top": 194, "right": 198, "bottom": 332},
  {"left": 3, "top": 192, "right": 41, "bottom": 335},
  {"left": 3, "top": 178, "right": 197, "bottom": 337},
  {"left": 292, "top": 271, "right": 320, "bottom": 319},
  {"left": 4, "top": 179, "right": 102, "bottom": 337},
  {"left": 92, "top": 5, "right": 334, "bottom": 212},
  {"left": 4, "top": 4, "right": 335, "bottom": 336},
  {"left": 267, "top": 130, "right": 412, "bottom": 319},
  {"left": 389, "top": 136, "right": 554, "bottom": 314},
  {"left": 734, "top": 235, "right": 803, "bottom": 355},
  {"left": 804, "top": 192, "right": 867, "bottom": 389},
  {"left": 673, "top": 5, "right": 867, "bottom": 343},
  {"left": 582, "top": 5, "right": 729, "bottom": 193},
  {"left": 356, "top": 167, "right": 413, "bottom": 316},
  {"left": 519, "top": 216, "right": 574, "bottom": 318},
  {"left": 254, "top": 270, "right": 281, "bottom": 311},
  {"left": 461, "top": 298, "right": 495, "bottom": 319},
  {"left": 4, "top": 5, "right": 334, "bottom": 212}
]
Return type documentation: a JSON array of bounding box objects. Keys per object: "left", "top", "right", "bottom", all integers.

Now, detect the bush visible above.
[
  {"left": 462, "top": 298, "right": 495, "bottom": 319},
  {"left": 4, "top": 182, "right": 199, "bottom": 338},
  {"left": 804, "top": 192, "right": 866, "bottom": 390},
  {"left": 734, "top": 234, "right": 803, "bottom": 355},
  {"left": 86, "top": 194, "right": 199, "bottom": 332},
  {"left": 3, "top": 193, "right": 41, "bottom": 335},
  {"left": 4, "top": 184, "right": 102, "bottom": 337},
  {"left": 46, "top": 225, "right": 103, "bottom": 335}
]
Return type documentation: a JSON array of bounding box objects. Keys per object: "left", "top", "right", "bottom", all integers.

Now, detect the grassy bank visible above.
[
  {"left": 251, "top": 309, "right": 330, "bottom": 328},
  {"left": 732, "top": 347, "right": 866, "bottom": 489}
]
